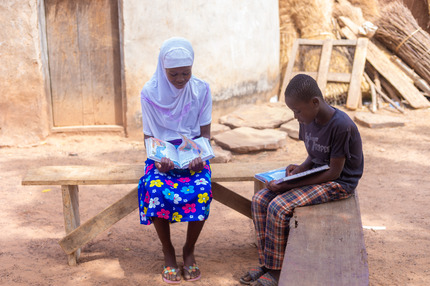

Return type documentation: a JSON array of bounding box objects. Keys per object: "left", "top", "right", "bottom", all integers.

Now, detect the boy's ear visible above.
[{"left": 312, "top": 97, "right": 320, "bottom": 107}]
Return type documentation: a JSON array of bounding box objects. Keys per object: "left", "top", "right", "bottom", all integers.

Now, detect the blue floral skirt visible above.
[{"left": 138, "top": 158, "right": 212, "bottom": 225}]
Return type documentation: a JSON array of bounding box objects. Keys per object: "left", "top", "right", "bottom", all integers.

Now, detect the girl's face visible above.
[{"left": 165, "top": 66, "right": 192, "bottom": 89}]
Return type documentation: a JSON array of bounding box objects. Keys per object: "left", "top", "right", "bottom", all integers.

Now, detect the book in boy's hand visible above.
[
  {"left": 254, "top": 164, "right": 330, "bottom": 184},
  {"left": 145, "top": 133, "right": 215, "bottom": 169}
]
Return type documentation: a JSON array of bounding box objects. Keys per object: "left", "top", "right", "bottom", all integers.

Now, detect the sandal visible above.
[
  {"left": 183, "top": 263, "right": 201, "bottom": 282},
  {"left": 240, "top": 266, "right": 267, "bottom": 285},
  {"left": 250, "top": 272, "right": 278, "bottom": 286},
  {"left": 162, "top": 266, "right": 181, "bottom": 284}
]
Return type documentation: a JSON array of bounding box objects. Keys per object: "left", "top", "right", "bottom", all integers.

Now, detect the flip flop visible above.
[
  {"left": 183, "top": 263, "right": 201, "bottom": 282},
  {"left": 251, "top": 272, "right": 278, "bottom": 286},
  {"left": 162, "top": 266, "right": 181, "bottom": 284},
  {"left": 240, "top": 266, "right": 266, "bottom": 285}
]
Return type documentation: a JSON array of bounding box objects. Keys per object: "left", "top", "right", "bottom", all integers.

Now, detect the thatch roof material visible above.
[{"left": 279, "top": 1, "right": 299, "bottom": 77}]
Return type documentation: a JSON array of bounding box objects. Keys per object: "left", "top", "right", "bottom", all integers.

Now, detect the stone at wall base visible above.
[
  {"left": 280, "top": 120, "right": 300, "bottom": 139},
  {"left": 219, "top": 102, "right": 294, "bottom": 129},
  {"left": 354, "top": 112, "right": 407, "bottom": 128},
  {"left": 210, "top": 145, "right": 232, "bottom": 163},
  {"left": 213, "top": 127, "right": 287, "bottom": 153},
  {"left": 211, "top": 124, "right": 231, "bottom": 138}
]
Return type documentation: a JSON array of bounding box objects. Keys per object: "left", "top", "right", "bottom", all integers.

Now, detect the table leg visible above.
[{"left": 61, "top": 185, "right": 81, "bottom": 266}]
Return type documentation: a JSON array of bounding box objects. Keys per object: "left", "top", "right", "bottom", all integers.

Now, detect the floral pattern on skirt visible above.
[{"left": 138, "top": 158, "right": 212, "bottom": 225}]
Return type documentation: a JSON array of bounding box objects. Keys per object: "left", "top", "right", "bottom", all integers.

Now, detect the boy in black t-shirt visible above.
[{"left": 240, "top": 74, "right": 364, "bottom": 285}]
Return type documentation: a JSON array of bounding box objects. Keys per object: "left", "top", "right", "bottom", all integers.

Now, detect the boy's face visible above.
[
  {"left": 165, "top": 66, "right": 192, "bottom": 89},
  {"left": 285, "top": 96, "right": 319, "bottom": 124}
]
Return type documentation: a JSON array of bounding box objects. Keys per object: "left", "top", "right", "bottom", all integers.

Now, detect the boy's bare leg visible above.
[
  {"left": 152, "top": 217, "right": 180, "bottom": 281},
  {"left": 183, "top": 220, "right": 205, "bottom": 279}
]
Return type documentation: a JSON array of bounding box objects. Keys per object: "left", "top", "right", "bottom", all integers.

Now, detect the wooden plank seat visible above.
[
  {"left": 279, "top": 192, "right": 369, "bottom": 286},
  {"left": 22, "top": 162, "right": 281, "bottom": 265}
]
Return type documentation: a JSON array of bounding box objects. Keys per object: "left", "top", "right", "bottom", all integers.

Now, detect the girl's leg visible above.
[
  {"left": 183, "top": 220, "right": 205, "bottom": 279},
  {"left": 152, "top": 217, "right": 180, "bottom": 281}
]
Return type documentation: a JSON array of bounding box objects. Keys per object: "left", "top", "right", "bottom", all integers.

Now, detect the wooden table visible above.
[{"left": 22, "top": 162, "right": 279, "bottom": 265}]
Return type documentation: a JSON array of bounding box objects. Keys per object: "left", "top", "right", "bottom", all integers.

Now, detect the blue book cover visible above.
[{"left": 255, "top": 165, "right": 330, "bottom": 184}]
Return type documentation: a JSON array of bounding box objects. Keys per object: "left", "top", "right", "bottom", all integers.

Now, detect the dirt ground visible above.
[{"left": 1, "top": 106, "right": 429, "bottom": 286}]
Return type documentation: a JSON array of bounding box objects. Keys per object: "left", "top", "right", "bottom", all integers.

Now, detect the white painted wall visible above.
[
  {"left": 122, "top": 0, "right": 280, "bottom": 135},
  {"left": 0, "top": 0, "right": 280, "bottom": 144}
]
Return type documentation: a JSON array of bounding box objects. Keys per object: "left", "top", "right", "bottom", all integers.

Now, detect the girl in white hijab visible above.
[{"left": 138, "top": 37, "right": 212, "bottom": 284}]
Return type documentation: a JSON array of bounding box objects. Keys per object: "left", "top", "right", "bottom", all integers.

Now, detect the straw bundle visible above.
[
  {"left": 347, "top": 0, "right": 380, "bottom": 21},
  {"left": 288, "top": 0, "right": 348, "bottom": 103},
  {"left": 289, "top": 0, "right": 335, "bottom": 75},
  {"left": 279, "top": 1, "right": 299, "bottom": 78},
  {"left": 290, "top": 0, "right": 334, "bottom": 39},
  {"left": 278, "top": 0, "right": 370, "bottom": 104},
  {"left": 375, "top": 1, "right": 430, "bottom": 85},
  {"left": 333, "top": 0, "right": 365, "bottom": 25}
]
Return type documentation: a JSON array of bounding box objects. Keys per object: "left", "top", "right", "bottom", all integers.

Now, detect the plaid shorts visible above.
[{"left": 251, "top": 182, "right": 352, "bottom": 270}]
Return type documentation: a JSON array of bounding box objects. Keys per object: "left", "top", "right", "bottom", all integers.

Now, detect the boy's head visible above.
[{"left": 284, "top": 74, "right": 324, "bottom": 124}]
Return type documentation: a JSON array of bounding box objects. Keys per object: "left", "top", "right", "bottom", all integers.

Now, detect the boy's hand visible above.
[
  {"left": 265, "top": 180, "right": 284, "bottom": 193},
  {"left": 286, "top": 164, "right": 300, "bottom": 176},
  {"left": 189, "top": 157, "right": 206, "bottom": 172},
  {"left": 155, "top": 157, "right": 174, "bottom": 173}
]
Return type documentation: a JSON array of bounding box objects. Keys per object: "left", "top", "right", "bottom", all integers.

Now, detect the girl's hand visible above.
[
  {"left": 189, "top": 157, "right": 206, "bottom": 172},
  {"left": 265, "top": 180, "right": 284, "bottom": 193},
  {"left": 155, "top": 157, "right": 174, "bottom": 173},
  {"left": 286, "top": 164, "right": 300, "bottom": 176}
]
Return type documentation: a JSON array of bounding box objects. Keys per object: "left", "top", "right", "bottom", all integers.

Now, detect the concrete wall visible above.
[
  {"left": 0, "top": 1, "right": 49, "bottom": 146},
  {"left": 0, "top": 0, "right": 280, "bottom": 145},
  {"left": 122, "top": 0, "right": 280, "bottom": 137}
]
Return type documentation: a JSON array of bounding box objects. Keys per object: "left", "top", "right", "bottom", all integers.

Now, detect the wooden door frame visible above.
[{"left": 37, "top": 0, "right": 127, "bottom": 135}]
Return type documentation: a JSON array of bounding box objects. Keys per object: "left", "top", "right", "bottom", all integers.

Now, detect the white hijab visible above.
[{"left": 140, "top": 37, "right": 212, "bottom": 141}]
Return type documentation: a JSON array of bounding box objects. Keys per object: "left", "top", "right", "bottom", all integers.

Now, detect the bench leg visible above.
[
  {"left": 61, "top": 185, "right": 81, "bottom": 266},
  {"left": 59, "top": 187, "right": 138, "bottom": 256},
  {"left": 253, "top": 179, "right": 266, "bottom": 194}
]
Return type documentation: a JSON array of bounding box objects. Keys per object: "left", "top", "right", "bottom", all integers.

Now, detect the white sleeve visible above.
[
  {"left": 141, "top": 95, "right": 153, "bottom": 136},
  {"left": 198, "top": 83, "right": 212, "bottom": 126}
]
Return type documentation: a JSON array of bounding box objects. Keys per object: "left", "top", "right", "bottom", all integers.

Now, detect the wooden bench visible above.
[
  {"left": 279, "top": 192, "right": 369, "bottom": 286},
  {"left": 22, "top": 162, "right": 276, "bottom": 266}
]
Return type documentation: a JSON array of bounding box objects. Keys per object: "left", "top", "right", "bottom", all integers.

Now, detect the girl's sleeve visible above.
[
  {"left": 140, "top": 92, "right": 153, "bottom": 137},
  {"left": 199, "top": 83, "right": 212, "bottom": 126}
]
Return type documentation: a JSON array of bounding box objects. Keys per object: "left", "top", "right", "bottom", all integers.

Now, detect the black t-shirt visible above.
[{"left": 298, "top": 108, "right": 364, "bottom": 192}]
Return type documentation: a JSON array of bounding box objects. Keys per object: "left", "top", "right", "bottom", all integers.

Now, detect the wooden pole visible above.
[
  {"left": 363, "top": 73, "right": 405, "bottom": 113},
  {"left": 365, "top": 73, "right": 377, "bottom": 113}
]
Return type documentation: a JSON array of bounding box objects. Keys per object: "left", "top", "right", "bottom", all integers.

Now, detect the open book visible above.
[
  {"left": 255, "top": 164, "right": 330, "bottom": 184},
  {"left": 145, "top": 134, "right": 215, "bottom": 169}
]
